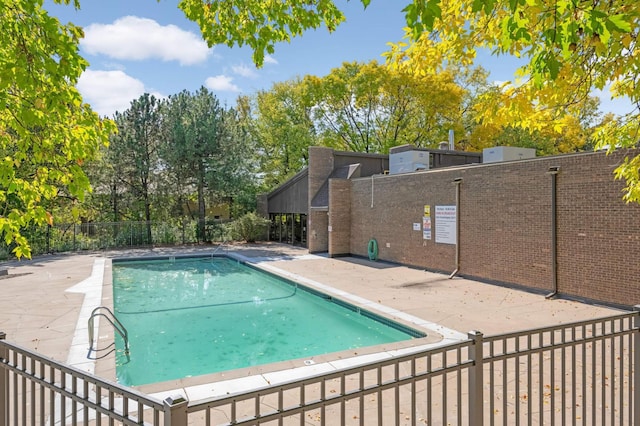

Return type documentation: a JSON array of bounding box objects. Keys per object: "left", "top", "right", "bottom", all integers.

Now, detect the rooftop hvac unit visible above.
[
  {"left": 389, "top": 150, "right": 430, "bottom": 175},
  {"left": 482, "top": 146, "right": 536, "bottom": 163}
]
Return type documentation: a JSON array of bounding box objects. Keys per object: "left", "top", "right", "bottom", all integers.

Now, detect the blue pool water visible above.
[{"left": 112, "top": 256, "right": 424, "bottom": 386}]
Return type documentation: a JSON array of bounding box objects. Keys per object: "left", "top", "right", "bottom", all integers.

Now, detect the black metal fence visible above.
[{"left": 5, "top": 220, "right": 229, "bottom": 259}]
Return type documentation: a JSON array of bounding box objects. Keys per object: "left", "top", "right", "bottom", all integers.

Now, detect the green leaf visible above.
[
  {"left": 547, "top": 54, "right": 561, "bottom": 79},
  {"left": 606, "top": 15, "right": 632, "bottom": 33},
  {"left": 483, "top": 0, "right": 497, "bottom": 15}
]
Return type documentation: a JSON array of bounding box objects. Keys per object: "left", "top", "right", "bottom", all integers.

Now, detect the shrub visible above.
[{"left": 227, "top": 212, "right": 270, "bottom": 243}]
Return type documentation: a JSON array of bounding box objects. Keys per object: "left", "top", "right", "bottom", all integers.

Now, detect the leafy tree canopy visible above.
[
  {"left": 303, "top": 60, "right": 464, "bottom": 153},
  {"left": 178, "top": 0, "right": 368, "bottom": 66},
  {"left": 1, "top": 0, "right": 115, "bottom": 257},
  {"left": 239, "top": 79, "right": 317, "bottom": 189},
  {"left": 389, "top": 0, "right": 639, "bottom": 201},
  {"left": 186, "top": 0, "right": 640, "bottom": 202}
]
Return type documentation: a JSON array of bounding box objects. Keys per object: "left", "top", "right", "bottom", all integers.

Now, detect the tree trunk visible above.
[
  {"left": 112, "top": 181, "right": 119, "bottom": 240},
  {"left": 197, "top": 162, "right": 206, "bottom": 242},
  {"left": 145, "top": 200, "right": 152, "bottom": 244},
  {"left": 142, "top": 179, "right": 152, "bottom": 244}
]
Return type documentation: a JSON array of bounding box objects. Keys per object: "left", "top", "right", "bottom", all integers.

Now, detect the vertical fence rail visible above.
[
  {"left": 0, "top": 332, "right": 7, "bottom": 426},
  {"left": 468, "top": 330, "right": 484, "bottom": 426},
  {"left": 0, "top": 335, "right": 168, "bottom": 425},
  {"left": 635, "top": 305, "right": 640, "bottom": 426},
  {"left": 482, "top": 311, "right": 637, "bottom": 425},
  {"left": 185, "top": 340, "right": 475, "bottom": 425}
]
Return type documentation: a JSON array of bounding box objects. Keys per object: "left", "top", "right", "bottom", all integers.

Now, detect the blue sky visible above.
[{"left": 45, "top": 1, "right": 631, "bottom": 118}]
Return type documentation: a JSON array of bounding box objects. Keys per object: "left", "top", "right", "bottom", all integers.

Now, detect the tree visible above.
[
  {"left": 218, "top": 106, "right": 261, "bottom": 218},
  {"left": 386, "top": 0, "right": 640, "bottom": 200},
  {"left": 0, "top": 0, "right": 114, "bottom": 257},
  {"left": 487, "top": 95, "right": 603, "bottom": 155},
  {"left": 84, "top": 129, "right": 138, "bottom": 224},
  {"left": 163, "top": 87, "right": 251, "bottom": 241},
  {"left": 110, "top": 94, "right": 163, "bottom": 243},
  {"left": 179, "top": 0, "right": 350, "bottom": 66},
  {"left": 240, "top": 79, "right": 317, "bottom": 189},
  {"left": 454, "top": 67, "right": 603, "bottom": 154},
  {"left": 184, "top": 0, "right": 640, "bottom": 202},
  {"left": 303, "top": 61, "right": 464, "bottom": 153}
]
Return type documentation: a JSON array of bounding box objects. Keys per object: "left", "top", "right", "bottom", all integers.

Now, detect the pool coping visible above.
[{"left": 73, "top": 251, "right": 468, "bottom": 404}]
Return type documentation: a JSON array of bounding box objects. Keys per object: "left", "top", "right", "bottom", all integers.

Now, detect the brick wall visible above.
[
  {"left": 460, "top": 158, "right": 552, "bottom": 289},
  {"left": 308, "top": 147, "right": 334, "bottom": 253},
  {"left": 347, "top": 171, "right": 457, "bottom": 272},
  {"left": 308, "top": 210, "right": 328, "bottom": 253},
  {"left": 333, "top": 149, "right": 640, "bottom": 308},
  {"left": 554, "top": 152, "right": 640, "bottom": 305},
  {"left": 328, "top": 179, "right": 351, "bottom": 256}
]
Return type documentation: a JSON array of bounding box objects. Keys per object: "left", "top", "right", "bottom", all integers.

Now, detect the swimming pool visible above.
[{"left": 112, "top": 256, "right": 425, "bottom": 386}]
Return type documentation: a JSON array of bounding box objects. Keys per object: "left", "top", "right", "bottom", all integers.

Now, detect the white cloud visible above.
[
  {"left": 231, "top": 64, "right": 258, "bottom": 78},
  {"left": 264, "top": 55, "right": 278, "bottom": 65},
  {"left": 205, "top": 75, "right": 241, "bottom": 93},
  {"left": 77, "top": 69, "right": 149, "bottom": 116},
  {"left": 82, "top": 16, "right": 210, "bottom": 66}
]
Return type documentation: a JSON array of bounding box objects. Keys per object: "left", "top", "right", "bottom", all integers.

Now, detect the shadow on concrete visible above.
[{"left": 333, "top": 256, "right": 398, "bottom": 270}]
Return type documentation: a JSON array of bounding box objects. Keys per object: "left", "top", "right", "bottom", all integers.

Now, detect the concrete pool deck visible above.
[{"left": 0, "top": 242, "right": 624, "bottom": 401}]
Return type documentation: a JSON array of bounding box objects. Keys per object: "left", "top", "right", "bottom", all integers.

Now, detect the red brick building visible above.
[{"left": 262, "top": 146, "right": 640, "bottom": 308}]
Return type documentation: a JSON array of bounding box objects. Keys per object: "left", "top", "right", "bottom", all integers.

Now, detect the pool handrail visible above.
[
  {"left": 212, "top": 238, "right": 229, "bottom": 254},
  {"left": 88, "top": 306, "right": 130, "bottom": 360}
]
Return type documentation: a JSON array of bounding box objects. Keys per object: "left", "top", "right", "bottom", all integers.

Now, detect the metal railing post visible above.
[
  {"left": 0, "top": 332, "right": 8, "bottom": 426},
  {"left": 634, "top": 306, "right": 640, "bottom": 426},
  {"left": 163, "top": 394, "right": 188, "bottom": 426},
  {"left": 468, "top": 330, "right": 484, "bottom": 426}
]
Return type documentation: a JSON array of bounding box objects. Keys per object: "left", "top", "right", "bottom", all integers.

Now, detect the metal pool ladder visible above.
[
  {"left": 88, "top": 306, "right": 130, "bottom": 360},
  {"left": 212, "top": 238, "right": 229, "bottom": 254}
]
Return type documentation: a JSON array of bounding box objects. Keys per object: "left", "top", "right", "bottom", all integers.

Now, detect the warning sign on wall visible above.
[
  {"left": 423, "top": 205, "right": 431, "bottom": 240},
  {"left": 422, "top": 217, "right": 431, "bottom": 240},
  {"left": 435, "top": 205, "right": 456, "bottom": 244}
]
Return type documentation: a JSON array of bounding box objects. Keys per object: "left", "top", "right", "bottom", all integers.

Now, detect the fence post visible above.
[
  {"left": 634, "top": 305, "right": 639, "bottom": 426},
  {"left": 468, "top": 330, "right": 484, "bottom": 426},
  {"left": 163, "top": 394, "right": 188, "bottom": 426},
  {"left": 0, "top": 332, "right": 8, "bottom": 426}
]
